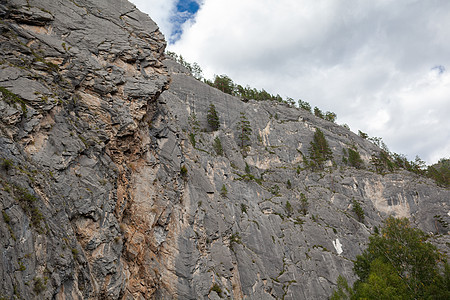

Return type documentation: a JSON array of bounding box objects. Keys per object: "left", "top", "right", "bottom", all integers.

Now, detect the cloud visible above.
[
  {"left": 129, "top": 0, "right": 202, "bottom": 43},
  {"left": 167, "top": 0, "right": 450, "bottom": 164},
  {"left": 129, "top": 0, "right": 177, "bottom": 40}
]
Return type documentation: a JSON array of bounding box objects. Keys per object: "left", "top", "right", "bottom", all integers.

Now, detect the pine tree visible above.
[
  {"left": 237, "top": 112, "right": 252, "bottom": 153},
  {"left": 308, "top": 128, "right": 333, "bottom": 170},
  {"left": 207, "top": 103, "right": 220, "bottom": 131}
]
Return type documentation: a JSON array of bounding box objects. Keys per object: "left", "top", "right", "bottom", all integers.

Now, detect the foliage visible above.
[
  {"left": 308, "top": 128, "right": 333, "bottom": 170},
  {"left": 358, "top": 130, "right": 368, "bottom": 139},
  {"left": 299, "top": 193, "right": 308, "bottom": 215},
  {"left": 1, "top": 158, "right": 13, "bottom": 170},
  {"left": 180, "top": 165, "right": 188, "bottom": 179},
  {"left": 330, "top": 275, "right": 353, "bottom": 300},
  {"left": 286, "top": 179, "right": 292, "bottom": 189},
  {"left": 298, "top": 99, "right": 312, "bottom": 112},
  {"left": 210, "top": 283, "right": 223, "bottom": 297},
  {"left": 426, "top": 158, "right": 450, "bottom": 187},
  {"left": 332, "top": 217, "right": 450, "bottom": 299},
  {"left": 237, "top": 112, "right": 252, "bottom": 153},
  {"left": 325, "top": 111, "right": 337, "bottom": 123},
  {"left": 220, "top": 184, "right": 228, "bottom": 197},
  {"left": 212, "top": 74, "right": 235, "bottom": 94},
  {"left": 351, "top": 199, "right": 365, "bottom": 223},
  {"left": 188, "top": 113, "right": 200, "bottom": 148},
  {"left": 371, "top": 151, "right": 395, "bottom": 174},
  {"left": 313, "top": 106, "right": 324, "bottom": 119},
  {"left": 33, "top": 277, "right": 46, "bottom": 294},
  {"left": 245, "top": 162, "right": 251, "bottom": 174},
  {"left": 241, "top": 203, "right": 248, "bottom": 214},
  {"left": 207, "top": 103, "right": 220, "bottom": 131},
  {"left": 166, "top": 51, "right": 203, "bottom": 80},
  {"left": 285, "top": 200, "right": 293, "bottom": 216},
  {"left": 346, "top": 148, "right": 364, "bottom": 169},
  {"left": 0, "top": 86, "right": 27, "bottom": 117},
  {"left": 213, "top": 137, "right": 223, "bottom": 156},
  {"left": 269, "top": 184, "right": 280, "bottom": 196}
]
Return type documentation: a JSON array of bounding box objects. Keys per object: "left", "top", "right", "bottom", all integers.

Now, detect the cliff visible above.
[{"left": 0, "top": 0, "right": 448, "bottom": 299}]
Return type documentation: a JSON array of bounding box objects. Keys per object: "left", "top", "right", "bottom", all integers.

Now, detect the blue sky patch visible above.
[
  {"left": 431, "top": 65, "right": 445, "bottom": 74},
  {"left": 169, "top": 0, "right": 200, "bottom": 43}
]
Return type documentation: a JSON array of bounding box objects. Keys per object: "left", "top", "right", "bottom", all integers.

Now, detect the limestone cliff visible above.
[{"left": 0, "top": 0, "right": 448, "bottom": 299}]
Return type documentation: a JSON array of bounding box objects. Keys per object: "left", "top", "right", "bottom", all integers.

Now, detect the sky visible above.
[{"left": 130, "top": 0, "right": 450, "bottom": 165}]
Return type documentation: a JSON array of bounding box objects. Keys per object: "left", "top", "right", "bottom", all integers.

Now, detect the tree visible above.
[
  {"left": 314, "top": 106, "right": 324, "bottom": 119},
  {"left": 298, "top": 99, "right": 312, "bottom": 112},
  {"left": 299, "top": 193, "right": 308, "bottom": 215},
  {"left": 349, "top": 217, "right": 450, "bottom": 299},
  {"left": 207, "top": 103, "right": 220, "bottom": 131},
  {"left": 213, "top": 74, "right": 235, "bottom": 95},
  {"left": 237, "top": 112, "right": 252, "bottom": 153},
  {"left": 358, "top": 130, "right": 368, "bottom": 139},
  {"left": 351, "top": 199, "right": 364, "bottom": 223},
  {"left": 325, "top": 111, "right": 337, "bottom": 123},
  {"left": 427, "top": 158, "right": 450, "bottom": 187},
  {"left": 308, "top": 128, "right": 333, "bottom": 170},
  {"left": 347, "top": 148, "right": 364, "bottom": 169},
  {"left": 213, "top": 137, "right": 223, "bottom": 156}
]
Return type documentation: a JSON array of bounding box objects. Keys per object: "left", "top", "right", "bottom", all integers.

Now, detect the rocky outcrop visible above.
[
  {"left": 0, "top": 0, "right": 448, "bottom": 299},
  {"left": 0, "top": 0, "right": 169, "bottom": 298}
]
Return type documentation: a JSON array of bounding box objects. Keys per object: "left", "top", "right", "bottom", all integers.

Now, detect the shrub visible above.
[
  {"left": 300, "top": 193, "right": 308, "bottom": 215},
  {"left": 237, "top": 112, "right": 252, "bottom": 153},
  {"left": 347, "top": 147, "right": 364, "bottom": 169},
  {"left": 180, "top": 165, "right": 188, "bottom": 179},
  {"left": 207, "top": 103, "right": 220, "bottom": 131},
  {"left": 1, "top": 158, "right": 13, "bottom": 170},
  {"left": 213, "top": 137, "right": 223, "bottom": 156},
  {"left": 308, "top": 128, "right": 333, "bottom": 170},
  {"left": 352, "top": 199, "right": 364, "bottom": 223},
  {"left": 220, "top": 184, "right": 228, "bottom": 197}
]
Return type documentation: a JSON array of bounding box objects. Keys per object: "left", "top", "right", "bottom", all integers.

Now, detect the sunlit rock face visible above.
[{"left": 0, "top": 1, "right": 448, "bottom": 299}]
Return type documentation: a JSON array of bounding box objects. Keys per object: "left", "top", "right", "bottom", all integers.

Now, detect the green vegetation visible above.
[
  {"left": 237, "top": 112, "right": 252, "bottom": 153},
  {"left": 207, "top": 103, "right": 220, "bottom": 131},
  {"left": 269, "top": 184, "right": 280, "bottom": 196},
  {"left": 180, "top": 165, "right": 188, "bottom": 179},
  {"left": 0, "top": 86, "right": 27, "bottom": 116},
  {"left": 241, "top": 203, "right": 248, "bottom": 214},
  {"left": 13, "top": 185, "right": 44, "bottom": 232},
  {"left": 308, "top": 128, "right": 333, "bottom": 170},
  {"left": 220, "top": 184, "right": 228, "bottom": 197},
  {"left": 213, "top": 137, "right": 223, "bottom": 156},
  {"left": 209, "top": 283, "right": 223, "bottom": 298},
  {"left": 33, "top": 277, "right": 46, "bottom": 294},
  {"left": 1, "top": 158, "right": 13, "bottom": 170},
  {"left": 351, "top": 199, "right": 364, "bottom": 223},
  {"left": 286, "top": 179, "right": 292, "bottom": 189},
  {"left": 188, "top": 112, "right": 200, "bottom": 148},
  {"left": 343, "top": 147, "right": 364, "bottom": 169},
  {"left": 427, "top": 158, "right": 450, "bottom": 187},
  {"left": 2, "top": 210, "right": 10, "bottom": 223},
  {"left": 167, "top": 52, "right": 338, "bottom": 120},
  {"left": 285, "top": 200, "right": 293, "bottom": 216},
  {"left": 331, "top": 217, "right": 450, "bottom": 299},
  {"left": 299, "top": 193, "right": 308, "bottom": 215},
  {"left": 298, "top": 99, "right": 312, "bottom": 112},
  {"left": 166, "top": 51, "right": 203, "bottom": 80}
]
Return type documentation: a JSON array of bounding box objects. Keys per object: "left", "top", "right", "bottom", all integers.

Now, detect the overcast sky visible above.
[{"left": 130, "top": 0, "right": 450, "bottom": 165}]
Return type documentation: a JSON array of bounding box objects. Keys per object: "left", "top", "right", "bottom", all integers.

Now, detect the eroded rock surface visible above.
[{"left": 0, "top": 0, "right": 449, "bottom": 299}]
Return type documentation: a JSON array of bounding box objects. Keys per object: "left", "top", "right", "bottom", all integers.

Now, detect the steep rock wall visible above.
[{"left": 0, "top": 1, "right": 449, "bottom": 299}]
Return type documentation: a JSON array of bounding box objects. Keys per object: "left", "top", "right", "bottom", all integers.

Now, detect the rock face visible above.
[{"left": 0, "top": 0, "right": 448, "bottom": 299}]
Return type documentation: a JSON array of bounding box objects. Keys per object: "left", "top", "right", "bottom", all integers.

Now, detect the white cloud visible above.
[
  {"left": 136, "top": 0, "right": 450, "bottom": 164},
  {"left": 128, "top": 0, "right": 177, "bottom": 40}
]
